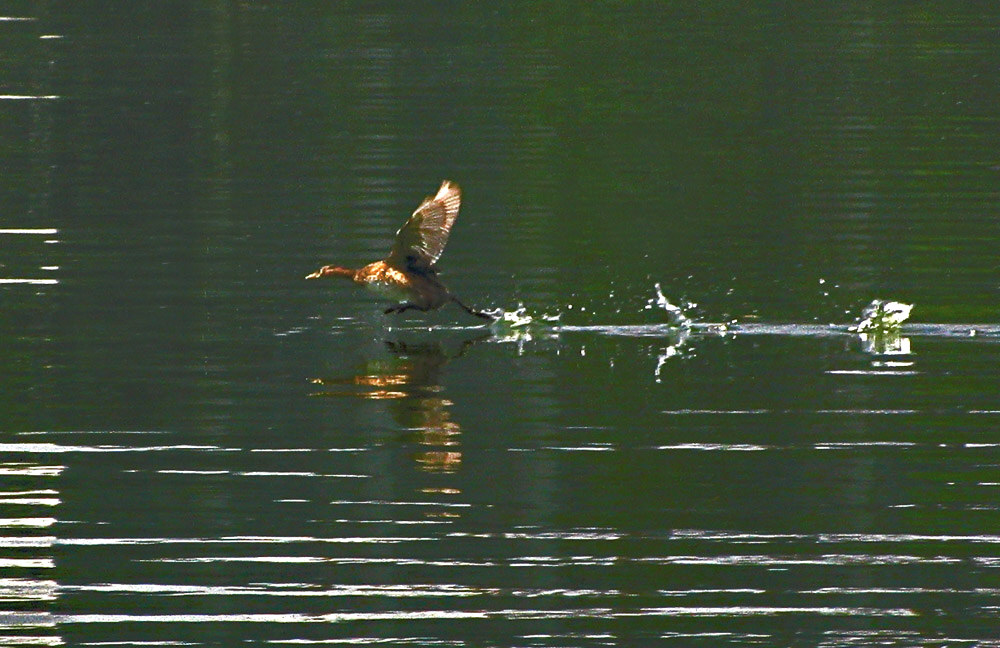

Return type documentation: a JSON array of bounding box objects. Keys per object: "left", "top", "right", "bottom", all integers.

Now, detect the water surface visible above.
[{"left": 2, "top": 3, "right": 999, "bottom": 646}]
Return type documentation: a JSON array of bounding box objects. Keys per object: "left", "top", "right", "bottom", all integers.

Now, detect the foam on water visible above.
[
  {"left": 487, "top": 284, "right": 693, "bottom": 335},
  {"left": 487, "top": 304, "right": 562, "bottom": 340}
]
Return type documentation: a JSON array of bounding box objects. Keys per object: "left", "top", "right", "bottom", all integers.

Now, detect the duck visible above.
[{"left": 306, "top": 180, "right": 494, "bottom": 320}]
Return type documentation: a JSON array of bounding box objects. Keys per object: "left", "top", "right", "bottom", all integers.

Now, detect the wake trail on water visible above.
[
  {"left": 487, "top": 283, "right": 696, "bottom": 335},
  {"left": 297, "top": 284, "right": 998, "bottom": 350},
  {"left": 480, "top": 287, "right": 998, "bottom": 348}
]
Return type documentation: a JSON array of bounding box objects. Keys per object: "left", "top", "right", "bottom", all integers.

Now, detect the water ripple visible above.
[
  {"left": 43, "top": 606, "right": 915, "bottom": 625},
  {"left": 635, "top": 554, "right": 962, "bottom": 566},
  {"left": 59, "top": 535, "right": 434, "bottom": 547},
  {"left": 63, "top": 583, "right": 498, "bottom": 598},
  {"left": 0, "top": 443, "right": 239, "bottom": 454},
  {"left": 0, "top": 464, "right": 63, "bottom": 477}
]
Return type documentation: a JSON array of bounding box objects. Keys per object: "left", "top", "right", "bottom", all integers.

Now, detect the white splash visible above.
[
  {"left": 645, "top": 283, "right": 693, "bottom": 329},
  {"left": 850, "top": 300, "right": 914, "bottom": 356},
  {"left": 850, "top": 300, "right": 913, "bottom": 333}
]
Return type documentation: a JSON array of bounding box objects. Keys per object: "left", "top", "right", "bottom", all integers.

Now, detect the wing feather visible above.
[{"left": 388, "top": 180, "right": 461, "bottom": 270}]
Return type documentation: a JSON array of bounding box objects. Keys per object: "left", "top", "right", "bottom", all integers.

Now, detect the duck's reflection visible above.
[{"left": 309, "top": 335, "right": 487, "bottom": 475}]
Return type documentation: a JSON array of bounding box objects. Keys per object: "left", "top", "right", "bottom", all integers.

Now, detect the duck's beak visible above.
[{"left": 305, "top": 267, "right": 324, "bottom": 279}]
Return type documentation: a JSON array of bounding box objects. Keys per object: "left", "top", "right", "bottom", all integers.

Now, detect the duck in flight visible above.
[{"left": 306, "top": 180, "right": 494, "bottom": 320}]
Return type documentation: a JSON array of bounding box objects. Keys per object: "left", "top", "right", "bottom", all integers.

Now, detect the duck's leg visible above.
[
  {"left": 384, "top": 303, "right": 426, "bottom": 315},
  {"left": 450, "top": 296, "right": 496, "bottom": 321}
]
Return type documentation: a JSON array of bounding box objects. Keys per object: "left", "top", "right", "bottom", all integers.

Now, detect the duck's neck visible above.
[{"left": 319, "top": 266, "right": 357, "bottom": 280}]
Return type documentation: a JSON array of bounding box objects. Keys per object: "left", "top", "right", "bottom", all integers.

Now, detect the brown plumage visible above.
[{"left": 306, "top": 180, "right": 494, "bottom": 320}]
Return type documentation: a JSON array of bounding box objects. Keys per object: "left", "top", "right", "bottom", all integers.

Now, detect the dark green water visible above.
[{"left": 2, "top": 3, "right": 999, "bottom": 646}]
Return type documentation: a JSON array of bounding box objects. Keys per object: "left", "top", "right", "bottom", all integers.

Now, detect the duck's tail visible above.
[{"left": 451, "top": 295, "right": 496, "bottom": 321}]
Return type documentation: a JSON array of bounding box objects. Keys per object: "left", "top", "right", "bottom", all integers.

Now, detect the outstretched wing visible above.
[{"left": 387, "top": 180, "right": 461, "bottom": 270}]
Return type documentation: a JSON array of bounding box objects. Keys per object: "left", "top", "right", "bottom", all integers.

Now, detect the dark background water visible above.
[{"left": 2, "top": 3, "right": 999, "bottom": 646}]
